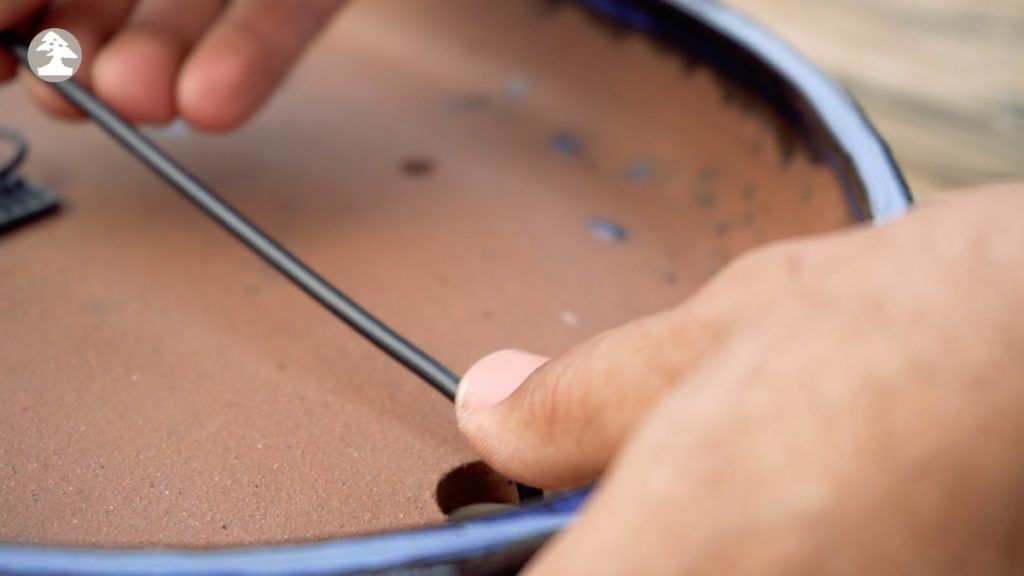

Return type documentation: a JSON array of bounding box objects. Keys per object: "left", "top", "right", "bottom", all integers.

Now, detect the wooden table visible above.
[{"left": 728, "top": 0, "right": 1024, "bottom": 198}]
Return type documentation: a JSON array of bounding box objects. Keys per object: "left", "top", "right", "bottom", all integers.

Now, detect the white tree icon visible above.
[{"left": 35, "top": 30, "right": 78, "bottom": 77}]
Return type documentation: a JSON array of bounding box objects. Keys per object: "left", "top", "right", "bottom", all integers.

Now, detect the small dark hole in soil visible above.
[
  {"left": 400, "top": 157, "right": 435, "bottom": 177},
  {"left": 436, "top": 461, "right": 519, "bottom": 517}
]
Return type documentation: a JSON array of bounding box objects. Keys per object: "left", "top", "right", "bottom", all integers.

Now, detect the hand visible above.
[
  {"left": 457, "top": 184, "right": 1024, "bottom": 575},
  {"left": 0, "top": 0, "right": 343, "bottom": 131}
]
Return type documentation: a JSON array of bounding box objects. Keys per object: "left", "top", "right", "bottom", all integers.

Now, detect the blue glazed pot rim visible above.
[
  {"left": 0, "top": 492, "right": 588, "bottom": 575},
  {"left": 0, "top": 0, "right": 910, "bottom": 574}
]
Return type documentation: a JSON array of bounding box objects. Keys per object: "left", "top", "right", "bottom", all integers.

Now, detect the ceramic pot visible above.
[{"left": 0, "top": 0, "right": 909, "bottom": 573}]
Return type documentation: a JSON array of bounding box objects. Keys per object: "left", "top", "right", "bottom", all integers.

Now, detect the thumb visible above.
[{"left": 456, "top": 307, "right": 718, "bottom": 489}]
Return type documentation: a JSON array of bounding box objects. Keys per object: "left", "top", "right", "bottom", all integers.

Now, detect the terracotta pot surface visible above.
[{"left": 0, "top": 0, "right": 850, "bottom": 548}]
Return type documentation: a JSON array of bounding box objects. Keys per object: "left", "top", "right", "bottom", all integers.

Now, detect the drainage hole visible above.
[{"left": 436, "top": 461, "right": 522, "bottom": 521}]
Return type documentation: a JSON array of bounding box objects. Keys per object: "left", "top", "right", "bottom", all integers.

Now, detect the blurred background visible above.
[{"left": 729, "top": 0, "right": 1024, "bottom": 199}]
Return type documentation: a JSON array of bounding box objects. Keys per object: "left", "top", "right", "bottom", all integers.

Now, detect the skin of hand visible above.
[
  {"left": 0, "top": 0, "right": 343, "bottom": 131},
  {"left": 457, "top": 183, "right": 1024, "bottom": 575}
]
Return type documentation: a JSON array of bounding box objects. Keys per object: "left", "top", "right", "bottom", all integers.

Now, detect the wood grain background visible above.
[{"left": 728, "top": 0, "right": 1024, "bottom": 198}]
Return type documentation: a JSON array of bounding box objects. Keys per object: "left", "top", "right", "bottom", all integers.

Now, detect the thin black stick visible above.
[{"left": 3, "top": 40, "right": 460, "bottom": 401}]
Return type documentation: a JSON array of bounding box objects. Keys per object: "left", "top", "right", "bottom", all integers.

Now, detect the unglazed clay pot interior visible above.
[{"left": 0, "top": 0, "right": 851, "bottom": 548}]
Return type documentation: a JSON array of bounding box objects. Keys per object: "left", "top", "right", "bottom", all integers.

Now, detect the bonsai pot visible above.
[{"left": 0, "top": 0, "right": 909, "bottom": 573}]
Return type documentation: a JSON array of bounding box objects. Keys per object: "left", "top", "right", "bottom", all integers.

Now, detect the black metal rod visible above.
[{"left": 4, "top": 40, "right": 459, "bottom": 401}]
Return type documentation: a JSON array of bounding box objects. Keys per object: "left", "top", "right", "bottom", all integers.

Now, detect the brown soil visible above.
[{"left": 0, "top": 0, "right": 850, "bottom": 547}]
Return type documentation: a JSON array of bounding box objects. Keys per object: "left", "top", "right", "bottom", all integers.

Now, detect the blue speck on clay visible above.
[
  {"left": 587, "top": 217, "right": 629, "bottom": 244},
  {"left": 715, "top": 219, "right": 733, "bottom": 236},
  {"left": 625, "top": 159, "right": 655, "bottom": 183},
  {"left": 84, "top": 300, "right": 109, "bottom": 315},
  {"left": 503, "top": 74, "right": 530, "bottom": 102},
  {"left": 443, "top": 93, "right": 492, "bottom": 112},
  {"left": 551, "top": 131, "right": 584, "bottom": 157}
]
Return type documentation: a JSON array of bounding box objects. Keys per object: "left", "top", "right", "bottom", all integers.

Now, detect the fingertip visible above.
[
  {"left": 178, "top": 0, "right": 342, "bottom": 132},
  {"left": 177, "top": 31, "right": 261, "bottom": 132},
  {"left": 93, "top": 30, "right": 179, "bottom": 124},
  {"left": 457, "top": 350, "right": 572, "bottom": 489},
  {"left": 457, "top": 350, "right": 549, "bottom": 419}
]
